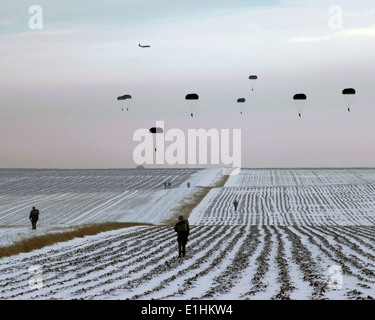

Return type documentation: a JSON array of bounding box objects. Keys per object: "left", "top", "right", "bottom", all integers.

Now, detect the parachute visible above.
[
  {"left": 149, "top": 127, "right": 164, "bottom": 134},
  {"left": 117, "top": 94, "right": 132, "bottom": 111},
  {"left": 117, "top": 94, "right": 132, "bottom": 100},
  {"left": 149, "top": 127, "right": 163, "bottom": 152},
  {"left": 185, "top": 93, "right": 199, "bottom": 117},
  {"left": 293, "top": 93, "right": 306, "bottom": 100},
  {"left": 248, "top": 75, "right": 258, "bottom": 91},
  {"left": 342, "top": 88, "right": 356, "bottom": 112},
  {"left": 237, "top": 97, "right": 246, "bottom": 115},
  {"left": 293, "top": 93, "right": 307, "bottom": 118}
]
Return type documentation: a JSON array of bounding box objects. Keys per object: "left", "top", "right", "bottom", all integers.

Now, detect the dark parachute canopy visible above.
[
  {"left": 149, "top": 127, "right": 164, "bottom": 134},
  {"left": 117, "top": 94, "right": 132, "bottom": 100},
  {"left": 293, "top": 93, "right": 307, "bottom": 100},
  {"left": 185, "top": 93, "right": 199, "bottom": 100},
  {"left": 342, "top": 88, "right": 356, "bottom": 95}
]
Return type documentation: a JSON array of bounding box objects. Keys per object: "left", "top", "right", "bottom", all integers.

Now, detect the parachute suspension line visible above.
[
  {"left": 342, "top": 88, "right": 355, "bottom": 113},
  {"left": 293, "top": 93, "right": 307, "bottom": 118},
  {"left": 249, "top": 75, "right": 257, "bottom": 92},
  {"left": 237, "top": 97, "right": 246, "bottom": 115},
  {"left": 117, "top": 94, "right": 132, "bottom": 112},
  {"left": 185, "top": 93, "right": 199, "bottom": 118}
]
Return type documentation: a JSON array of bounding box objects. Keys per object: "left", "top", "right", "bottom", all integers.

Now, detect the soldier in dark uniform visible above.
[
  {"left": 233, "top": 199, "right": 239, "bottom": 211},
  {"left": 174, "top": 215, "right": 190, "bottom": 258},
  {"left": 29, "top": 206, "right": 39, "bottom": 230}
]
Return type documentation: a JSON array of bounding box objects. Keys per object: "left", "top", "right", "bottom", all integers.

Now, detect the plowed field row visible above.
[
  {"left": 0, "top": 169, "right": 198, "bottom": 194},
  {"left": 192, "top": 184, "right": 375, "bottom": 226},
  {"left": 225, "top": 168, "right": 375, "bottom": 187},
  {"left": 1, "top": 224, "right": 375, "bottom": 300}
]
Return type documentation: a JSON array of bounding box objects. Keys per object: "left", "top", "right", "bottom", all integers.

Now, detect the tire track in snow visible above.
[{"left": 68, "top": 191, "right": 139, "bottom": 224}]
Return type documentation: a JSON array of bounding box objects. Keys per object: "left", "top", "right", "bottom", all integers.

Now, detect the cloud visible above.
[
  {"left": 289, "top": 26, "right": 375, "bottom": 43},
  {"left": 346, "top": 26, "right": 375, "bottom": 36}
]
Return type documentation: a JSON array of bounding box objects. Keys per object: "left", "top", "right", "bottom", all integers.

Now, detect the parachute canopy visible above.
[
  {"left": 117, "top": 94, "right": 132, "bottom": 100},
  {"left": 237, "top": 98, "right": 246, "bottom": 103},
  {"left": 342, "top": 88, "right": 356, "bottom": 95},
  {"left": 149, "top": 127, "right": 163, "bottom": 134},
  {"left": 185, "top": 93, "right": 199, "bottom": 100},
  {"left": 293, "top": 93, "right": 307, "bottom": 100}
]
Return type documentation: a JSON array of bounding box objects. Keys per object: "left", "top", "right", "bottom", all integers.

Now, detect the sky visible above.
[{"left": 1, "top": 0, "right": 375, "bottom": 169}]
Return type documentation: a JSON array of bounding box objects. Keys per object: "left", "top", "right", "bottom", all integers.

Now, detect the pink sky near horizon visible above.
[{"left": 1, "top": 1, "right": 375, "bottom": 169}]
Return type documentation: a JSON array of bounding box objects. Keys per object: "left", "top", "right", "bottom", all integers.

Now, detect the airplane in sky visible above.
[{"left": 138, "top": 43, "right": 151, "bottom": 48}]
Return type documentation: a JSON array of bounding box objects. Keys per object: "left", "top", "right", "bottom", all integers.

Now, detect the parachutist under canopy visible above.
[
  {"left": 186, "top": 93, "right": 198, "bottom": 119},
  {"left": 342, "top": 88, "right": 355, "bottom": 112}
]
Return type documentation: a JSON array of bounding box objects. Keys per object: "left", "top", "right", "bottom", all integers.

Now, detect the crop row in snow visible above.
[
  {"left": 0, "top": 168, "right": 199, "bottom": 194},
  {"left": 225, "top": 168, "right": 375, "bottom": 187},
  {"left": 190, "top": 184, "right": 375, "bottom": 226},
  {"left": 1, "top": 168, "right": 375, "bottom": 300},
  {"left": 1, "top": 224, "right": 375, "bottom": 300},
  {"left": 0, "top": 168, "right": 203, "bottom": 229}
]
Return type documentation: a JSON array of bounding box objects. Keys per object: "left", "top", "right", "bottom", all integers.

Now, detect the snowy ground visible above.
[
  {"left": 0, "top": 168, "right": 219, "bottom": 247},
  {"left": 1, "top": 168, "right": 375, "bottom": 300}
]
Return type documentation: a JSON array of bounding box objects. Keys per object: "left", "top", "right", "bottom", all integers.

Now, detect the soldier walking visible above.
[
  {"left": 174, "top": 215, "right": 190, "bottom": 258},
  {"left": 233, "top": 199, "right": 239, "bottom": 211},
  {"left": 29, "top": 206, "right": 40, "bottom": 230}
]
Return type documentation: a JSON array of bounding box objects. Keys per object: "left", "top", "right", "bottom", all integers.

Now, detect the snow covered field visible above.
[
  {"left": 0, "top": 168, "right": 215, "bottom": 246},
  {"left": 1, "top": 168, "right": 375, "bottom": 300}
]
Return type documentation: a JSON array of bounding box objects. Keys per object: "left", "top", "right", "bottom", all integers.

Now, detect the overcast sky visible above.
[{"left": 1, "top": 0, "right": 375, "bottom": 169}]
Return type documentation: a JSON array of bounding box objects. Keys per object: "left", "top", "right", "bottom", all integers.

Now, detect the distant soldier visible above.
[
  {"left": 164, "top": 181, "right": 167, "bottom": 189},
  {"left": 168, "top": 181, "right": 171, "bottom": 189},
  {"left": 233, "top": 199, "right": 239, "bottom": 211},
  {"left": 29, "top": 206, "right": 39, "bottom": 230},
  {"left": 187, "top": 182, "right": 190, "bottom": 188},
  {"left": 174, "top": 215, "right": 190, "bottom": 258}
]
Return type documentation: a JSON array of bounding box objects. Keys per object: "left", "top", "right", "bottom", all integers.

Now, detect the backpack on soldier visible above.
[{"left": 178, "top": 221, "right": 188, "bottom": 232}]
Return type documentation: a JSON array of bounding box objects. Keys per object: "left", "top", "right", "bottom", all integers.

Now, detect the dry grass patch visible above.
[
  {"left": 165, "top": 186, "right": 212, "bottom": 226},
  {"left": 165, "top": 172, "right": 230, "bottom": 226},
  {"left": 0, "top": 222, "right": 152, "bottom": 259}
]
